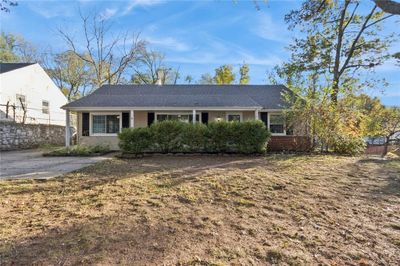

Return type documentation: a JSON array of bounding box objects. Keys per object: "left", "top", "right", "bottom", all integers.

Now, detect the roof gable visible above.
[{"left": 0, "top": 63, "right": 36, "bottom": 74}]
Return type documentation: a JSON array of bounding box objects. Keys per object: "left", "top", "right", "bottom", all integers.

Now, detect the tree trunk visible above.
[{"left": 331, "top": 0, "right": 350, "bottom": 104}]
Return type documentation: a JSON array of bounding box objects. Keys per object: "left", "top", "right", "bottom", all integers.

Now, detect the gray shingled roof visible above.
[
  {"left": 0, "top": 63, "right": 35, "bottom": 74},
  {"left": 63, "top": 84, "right": 290, "bottom": 109}
]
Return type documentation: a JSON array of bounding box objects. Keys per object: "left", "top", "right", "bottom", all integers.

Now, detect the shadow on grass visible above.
[
  {"left": 0, "top": 156, "right": 268, "bottom": 197},
  {"left": 357, "top": 158, "right": 400, "bottom": 199},
  {"left": 0, "top": 215, "right": 180, "bottom": 265}
]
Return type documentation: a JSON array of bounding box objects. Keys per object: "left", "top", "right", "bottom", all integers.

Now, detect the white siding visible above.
[{"left": 0, "top": 64, "right": 68, "bottom": 126}]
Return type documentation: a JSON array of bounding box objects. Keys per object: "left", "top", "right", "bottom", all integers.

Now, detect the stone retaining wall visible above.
[{"left": 0, "top": 121, "right": 65, "bottom": 151}]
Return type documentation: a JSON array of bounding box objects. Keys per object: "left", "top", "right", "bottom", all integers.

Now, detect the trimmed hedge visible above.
[
  {"left": 119, "top": 127, "right": 152, "bottom": 155},
  {"left": 118, "top": 120, "right": 271, "bottom": 155}
]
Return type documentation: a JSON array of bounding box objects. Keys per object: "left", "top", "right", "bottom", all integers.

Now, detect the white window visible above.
[
  {"left": 16, "top": 94, "right": 26, "bottom": 107},
  {"left": 155, "top": 113, "right": 200, "bottom": 123},
  {"left": 269, "top": 113, "right": 285, "bottom": 134},
  {"left": 42, "top": 100, "right": 49, "bottom": 114},
  {"left": 226, "top": 112, "right": 242, "bottom": 122},
  {"left": 91, "top": 114, "right": 121, "bottom": 135}
]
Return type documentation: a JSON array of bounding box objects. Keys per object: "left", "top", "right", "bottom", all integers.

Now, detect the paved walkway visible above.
[{"left": 0, "top": 149, "right": 113, "bottom": 180}]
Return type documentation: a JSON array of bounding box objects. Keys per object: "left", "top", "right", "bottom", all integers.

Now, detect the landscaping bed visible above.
[
  {"left": 0, "top": 155, "right": 399, "bottom": 265},
  {"left": 42, "top": 145, "right": 111, "bottom": 157}
]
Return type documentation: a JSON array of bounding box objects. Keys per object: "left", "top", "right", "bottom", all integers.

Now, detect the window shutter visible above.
[
  {"left": 122, "top": 112, "right": 130, "bottom": 128},
  {"left": 201, "top": 112, "right": 209, "bottom": 124},
  {"left": 147, "top": 112, "right": 155, "bottom": 126},
  {"left": 82, "top": 113, "right": 90, "bottom": 136},
  {"left": 260, "top": 112, "right": 268, "bottom": 128}
]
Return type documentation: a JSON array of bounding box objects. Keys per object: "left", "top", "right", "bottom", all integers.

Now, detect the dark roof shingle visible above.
[
  {"left": 0, "top": 63, "right": 35, "bottom": 74},
  {"left": 63, "top": 84, "right": 290, "bottom": 109}
]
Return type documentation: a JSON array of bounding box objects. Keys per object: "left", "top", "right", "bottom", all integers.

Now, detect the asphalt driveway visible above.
[{"left": 0, "top": 149, "right": 112, "bottom": 180}]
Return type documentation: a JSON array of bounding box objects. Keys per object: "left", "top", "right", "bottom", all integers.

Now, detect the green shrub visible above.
[
  {"left": 118, "top": 127, "right": 152, "bottom": 154},
  {"left": 330, "top": 134, "right": 366, "bottom": 155},
  {"left": 150, "top": 120, "right": 185, "bottom": 153},
  {"left": 232, "top": 120, "right": 271, "bottom": 154},
  {"left": 181, "top": 123, "right": 208, "bottom": 152},
  {"left": 207, "top": 121, "right": 233, "bottom": 152},
  {"left": 117, "top": 120, "right": 271, "bottom": 155}
]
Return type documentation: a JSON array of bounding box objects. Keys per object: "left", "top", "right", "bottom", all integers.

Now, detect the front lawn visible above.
[{"left": 0, "top": 155, "right": 399, "bottom": 265}]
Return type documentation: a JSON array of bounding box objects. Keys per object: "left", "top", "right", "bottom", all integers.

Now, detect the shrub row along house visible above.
[{"left": 62, "top": 84, "right": 309, "bottom": 151}]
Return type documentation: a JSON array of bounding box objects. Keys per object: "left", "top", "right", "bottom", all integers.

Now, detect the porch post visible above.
[
  {"left": 192, "top": 109, "right": 196, "bottom": 124},
  {"left": 65, "top": 110, "right": 70, "bottom": 147},
  {"left": 130, "top": 110, "right": 135, "bottom": 128},
  {"left": 255, "top": 109, "right": 259, "bottom": 120}
]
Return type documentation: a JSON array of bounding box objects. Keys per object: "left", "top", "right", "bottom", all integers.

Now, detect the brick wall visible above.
[
  {"left": 268, "top": 136, "right": 312, "bottom": 152},
  {"left": 0, "top": 121, "right": 65, "bottom": 151}
]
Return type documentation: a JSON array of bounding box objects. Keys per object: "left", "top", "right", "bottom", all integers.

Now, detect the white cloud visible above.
[
  {"left": 28, "top": 2, "right": 74, "bottom": 19},
  {"left": 122, "top": 0, "right": 165, "bottom": 16},
  {"left": 203, "top": 34, "right": 282, "bottom": 65},
  {"left": 100, "top": 8, "right": 117, "bottom": 20},
  {"left": 252, "top": 13, "right": 289, "bottom": 43},
  {"left": 167, "top": 52, "right": 281, "bottom": 66},
  {"left": 145, "top": 36, "right": 190, "bottom": 52},
  {"left": 166, "top": 34, "right": 282, "bottom": 66}
]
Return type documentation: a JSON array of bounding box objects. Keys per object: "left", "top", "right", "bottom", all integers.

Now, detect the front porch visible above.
[{"left": 65, "top": 109, "right": 286, "bottom": 149}]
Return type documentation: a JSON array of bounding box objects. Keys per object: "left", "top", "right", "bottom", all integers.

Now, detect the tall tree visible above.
[
  {"left": 239, "top": 64, "right": 250, "bottom": 85},
  {"left": 365, "top": 106, "right": 400, "bottom": 156},
  {"left": 198, "top": 73, "right": 214, "bottom": 84},
  {"left": 59, "top": 12, "right": 145, "bottom": 88},
  {"left": 1, "top": 0, "right": 17, "bottom": 12},
  {"left": 284, "top": 0, "right": 396, "bottom": 103},
  {"left": 131, "top": 50, "right": 180, "bottom": 85},
  {"left": 46, "top": 51, "right": 92, "bottom": 101},
  {"left": 214, "top": 64, "right": 236, "bottom": 85},
  {"left": 0, "top": 32, "right": 38, "bottom": 63},
  {"left": 184, "top": 75, "right": 193, "bottom": 84},
  {"left": 394, "top": 52, "right": 400, "bottom": 66}
]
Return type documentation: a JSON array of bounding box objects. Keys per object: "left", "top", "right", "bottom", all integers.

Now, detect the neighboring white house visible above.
[{"left": 0, "top": 63, "right": 68, "bottom": 126}]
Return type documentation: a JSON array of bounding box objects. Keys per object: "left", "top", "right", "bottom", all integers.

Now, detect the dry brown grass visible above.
[{"left": 0, "top": 155, "right": 399, "bottom": 265}]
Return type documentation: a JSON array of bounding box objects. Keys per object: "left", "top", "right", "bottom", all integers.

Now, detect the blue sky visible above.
[{"left": 1, "top": 0, "right": 399, "bottom": 106}]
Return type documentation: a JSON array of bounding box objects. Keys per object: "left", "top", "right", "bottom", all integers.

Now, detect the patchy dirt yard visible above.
[{"left": 0, "top": 155, "right": 399, "bottom": 265}]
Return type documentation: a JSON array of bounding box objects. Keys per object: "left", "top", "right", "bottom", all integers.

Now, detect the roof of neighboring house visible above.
[
  {"left": 0, "top": 63, "right": 36, "bottom": 74},
  {"left": 63, "top": 84, "right": 291, "bottom": 110}
]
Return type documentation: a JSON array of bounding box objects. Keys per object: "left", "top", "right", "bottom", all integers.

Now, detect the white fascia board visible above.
[{"left": 260, "top": 109, "right": 286, "bottom": 112}]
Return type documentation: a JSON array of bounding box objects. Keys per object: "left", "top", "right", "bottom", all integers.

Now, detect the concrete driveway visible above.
[{"left": 0, "top": 149, "right": 112, "bottom": 180}]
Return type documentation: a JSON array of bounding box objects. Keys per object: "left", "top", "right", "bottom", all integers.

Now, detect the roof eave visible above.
[{"left": 62, "top": 106, "right": 269, "bottom": 111}]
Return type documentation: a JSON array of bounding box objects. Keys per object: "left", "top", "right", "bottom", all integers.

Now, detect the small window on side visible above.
[{"left": 42, "top": 100, "right": 49, "bottom": 114}]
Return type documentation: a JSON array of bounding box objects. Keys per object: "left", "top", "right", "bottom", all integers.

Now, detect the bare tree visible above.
[
  {"left": 45, "top": 51, "right": 92, "bottom": 101},
  {"left": 58, "top": 11, "right": 146, "bottom": 89},
  {"left": 131, "top": 50, "right": 180, "bottom": 85}
]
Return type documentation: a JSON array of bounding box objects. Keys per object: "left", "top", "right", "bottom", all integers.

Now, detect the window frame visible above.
[
  {"left": 42, "top": 100, "right": 49, "bottom": 114},
  {"left": 154, "top": 112, "right": 202, "bottom": 123},
  {"left": 89, "top": 112, "right": 122, "bottom": 136},
  {"left": 226, "top": 112, "right": 243, "bottom": 122},
  {"left": 268, "top": 113, "right": 286, "bottom": 135}
]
